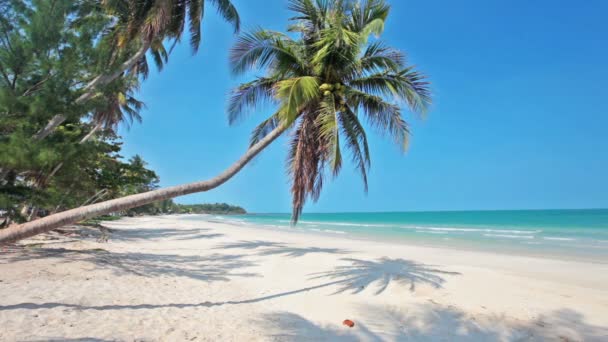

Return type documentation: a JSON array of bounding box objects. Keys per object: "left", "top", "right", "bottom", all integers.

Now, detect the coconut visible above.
[
  {"left": 324, "top": 90, "right": 332, "bottom": 96},
  {"left": 319, "top": 83, "right": 331, "bottom": 91}
]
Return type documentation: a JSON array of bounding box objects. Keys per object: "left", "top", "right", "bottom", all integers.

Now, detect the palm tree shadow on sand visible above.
[
  {"left": 2, "top": 248, "right": 258, "bottom": 283},
  {"left": 310, "top": 257, "right": 460, "bottom": 295},
  {"left": 0, "top": 257, "right": 458, "bottom": 312},
  {"left": 259, "top": 307, "right": 608, "bottom": 341},
  {"left": 215, "top": 240, "right": 352, "bottom": 258}
]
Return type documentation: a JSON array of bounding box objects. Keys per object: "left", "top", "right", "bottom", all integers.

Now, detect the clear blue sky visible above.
[{"left": 118, "top": 0, "right": 608, "bottom": 213}]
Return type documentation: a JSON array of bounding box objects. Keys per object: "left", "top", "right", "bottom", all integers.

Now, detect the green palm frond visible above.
[
  {"left": 359, "top": 41, "right": 404, "bottom": 73},
  {"left": 317, "top": 93, "right": 342, "bottom": 175},
  {"left": 346, "top": 87, "right": 409, "bottom": 150},
  {"left": 250, "top": 113, "right": 281, "bottom": 147},
  {"left": 228, "top": 77, "right": 277, "bottom": 124},
  {"left": 349, "top": 0, "right": 390, "bottom": 33},
  {"left": 102, "top": 0, "right": 239, "bottom": 56},
  {"left": 348, "top": 69, "right": 431, "bottom": 114},
  {"left": 274, "top": 76, "right": 320, "bottom": 123},
  {"left": 229, "top": 29, "right": 303, "bottom": 75},
  {"left": 339, "top": 106, "right": 369, "bottom": 191}
]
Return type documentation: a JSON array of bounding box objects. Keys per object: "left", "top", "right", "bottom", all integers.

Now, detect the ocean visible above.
[{"left": 196, "top": 209, "right": 608, "bottom": 263}]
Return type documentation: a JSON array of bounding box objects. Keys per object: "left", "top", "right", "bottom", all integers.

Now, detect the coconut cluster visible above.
[
  {"left": 319, "top": 83, "right": 344, "bottom": 96},
  {"left": 319, "top": 83, "right": 347, "bottom": 110}
]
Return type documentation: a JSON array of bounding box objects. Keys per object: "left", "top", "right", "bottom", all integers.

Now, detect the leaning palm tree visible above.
[
  {"left": 0, "top": 0, "right": 430, "bottom": 244},
  {"left": 229, "top": 0, "right": 430, "bottom": 221},
  {"left": 33, "top": 0, "right": 240, "bottom": 141}
]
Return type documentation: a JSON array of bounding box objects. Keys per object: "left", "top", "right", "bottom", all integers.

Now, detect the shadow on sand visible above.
[
  {"left": 310, "top": 257, "right": 459, "bottom": 294},
  {"left": 109, "top": 227, "right": 224, "bottom": 241},
  {"left": 25, "top": 339, "right": 116, "bottom": 342},
  {"left": 0, "top": 257, "right": 457, "bottom": 311},
  {"left": 259, "top": 307, "right": 608, "bottom": 341},
  {"left": 216, "top": 240, "right": 352, "bottom": 258},
  {"left": 2, "top": 248, "right": 257, "bottom": 282}
]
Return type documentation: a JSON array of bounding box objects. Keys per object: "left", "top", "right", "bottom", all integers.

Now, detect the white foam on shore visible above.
[
  {"left": 412, "top": 227, "right": 541, "bottom": 234},
  {"left": 484, "top": 234, "right": 535, "bottom": 239},
  {"left": 310, "top": 228, "right": 346, "bottom": 234},
  {"left": 416, "top": 230, "right": 449, "bottom": 235},
  {"left": 543, "top": 237, "right": 576, "bottom": 241}
]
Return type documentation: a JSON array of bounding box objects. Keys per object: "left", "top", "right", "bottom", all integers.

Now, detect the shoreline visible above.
[
  {"left": 188, "top": 214, "right": 608, "bottom": 265},
  {"left": 1, "top": 215, "right": 607, "bottom": 341}
]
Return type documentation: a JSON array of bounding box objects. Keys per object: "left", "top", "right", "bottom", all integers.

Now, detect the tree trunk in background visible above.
[
  {"left": 79, "top": 123, "right": 103, "bottom": 143},
  {"left": 31, "top": 41, "right": 151, "bottom": 141},
  {"left": 0, "top": 125, "right": 287, "bottom": 244},
  {"left": 32, "top": 114, "right": 67, "bottom": 141}
]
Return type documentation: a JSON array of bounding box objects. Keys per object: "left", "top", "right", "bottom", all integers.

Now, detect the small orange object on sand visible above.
[{"left": 343, "top": 319, "right": 355, "bottom": 328}]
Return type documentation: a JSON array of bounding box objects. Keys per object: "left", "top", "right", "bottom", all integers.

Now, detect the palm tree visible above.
[
  {"left": 33, "top": 0, "right": 240, "bottom": 141},
  {"left": 0, "top": 0, "right": 430, "bottom": 244},
  {"left": 228, "top": 0, "right": 430, "bottom": 221}
]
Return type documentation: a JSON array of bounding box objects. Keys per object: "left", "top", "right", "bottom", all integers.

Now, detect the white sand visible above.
[{"left": 1, "top": 215, "right": 607, "bottom": 341}]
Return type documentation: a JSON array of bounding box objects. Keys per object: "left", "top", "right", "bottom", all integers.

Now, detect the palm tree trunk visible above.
[
  {"left": 79, "top": 123, "right": 103, "bottom": 143},
  {"left": 0, "top": 124, "right": 287, "bottom": 244},
  {"left": 32, "top": 41, "right": 151, "bottom": 141}
]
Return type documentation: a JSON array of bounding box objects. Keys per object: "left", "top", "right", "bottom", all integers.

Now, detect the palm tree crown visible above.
[
  {"left": 102, "top": 0, "right": 240, "bottom": 77},
  {"left": 228, "top": 0, "right": 431, "bottom": 222}
]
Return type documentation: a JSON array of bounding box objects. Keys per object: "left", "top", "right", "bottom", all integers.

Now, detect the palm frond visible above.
[
  {"left": 348, "top": 69, "right": 431, "bottom": 115},
  {"left": 287, "top": 114, "right": 322, "bottom": 223},
  {"left": 250, "top": 113, "right": 281, "bottom": 147},
  {"left": 150, "top": 39, "right": 169, "bottom": 71},
  {"left": 210, "top": 0, "right": 240, "bottom": 33},
  {"left": 274, "top": 76, "right": 320, "bottom": 123},
  {"left": 339, "top": 106, "right": 369, "bottom": 191},
  {"left": 228, "top": 77, "right": 277, "bottom": 125},
  {"left": 359, "top": 41, "right": 403, "bottom": 72},
  {"left": 188, "top": 0, "right": 204, "bottom": 52},
  {"left": 349, "top": 0, "right": 390, "bottom": 34},
  {"left": 230, "top": 29, "right": 302, "bottom": 75},
  {"left": 317, "top": 93, "right": 342, "bottom": 175},
  {"left": 347, "top": 87, "right": 410, "bottom": 150}
]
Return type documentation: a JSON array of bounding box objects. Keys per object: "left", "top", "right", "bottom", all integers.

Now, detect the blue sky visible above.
[{"left": 119, "top": 0, "right": 608, "bottom": 213}]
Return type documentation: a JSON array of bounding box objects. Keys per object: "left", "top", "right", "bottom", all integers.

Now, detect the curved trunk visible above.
[
  {"left": 32, "top": 41, "right": 151, "bottom": 141},
  {"left": 0, "top": 125, "right": 287, "bottom": 244}
]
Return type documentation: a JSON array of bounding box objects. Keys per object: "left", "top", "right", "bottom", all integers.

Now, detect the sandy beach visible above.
[{"left": 1, "top": 215, "right": 607, "bottom": 341}]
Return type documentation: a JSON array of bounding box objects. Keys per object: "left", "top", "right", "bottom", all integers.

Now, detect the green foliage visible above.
[
  {"left": 0, "top": 0, "right": 242, "bottom": 225},
  {"left": 119, "top": 200, "right": 247, "bottom": 216},
  {"left": 172, "top": 203, "right": 246, "bottom": 215},
  {"left": 228, "top": 0, "right": 432, "bottom": 222}
]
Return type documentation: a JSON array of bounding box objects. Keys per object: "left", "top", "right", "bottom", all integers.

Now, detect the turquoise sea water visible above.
[{"left": 199, "top": 209, "right": 608, "bottom": 262}]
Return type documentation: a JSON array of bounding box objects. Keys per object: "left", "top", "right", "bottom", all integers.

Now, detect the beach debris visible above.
[{"left": 343, "top": 319, "right": 355, "bottom": 328}]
